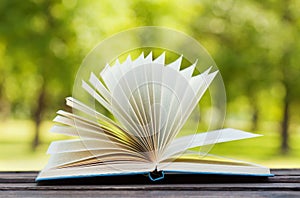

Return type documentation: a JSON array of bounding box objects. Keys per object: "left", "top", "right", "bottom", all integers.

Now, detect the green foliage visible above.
[
  {"left": 0, "top": 0, "right": 79, "bottom": 119},
  {"left": 0, "top": 0, "right": 300, "bottom": 162}
]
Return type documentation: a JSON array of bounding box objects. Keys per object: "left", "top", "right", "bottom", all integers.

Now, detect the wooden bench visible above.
[{"left": 0, "top": 169, "right": 299, "bottom": 197}]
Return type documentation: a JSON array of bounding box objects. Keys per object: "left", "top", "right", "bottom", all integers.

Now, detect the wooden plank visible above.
[
  {"left": 271, "top": 169, "right": 300, "bottom": 176},
  {"left": 0, "top": 182, "right": 300, "bottom": 191},
  {"left": 0, "top": 170, "right": 299, "bottom": 197},
  {"left": 1, "top": 190, "right": 300, "bottom": 198},
  {"left": 267, "top": 175, "right": 300, "bottom": 183},
  {"left": 0, "top": 172, "right": 37, "bottom": 183}
]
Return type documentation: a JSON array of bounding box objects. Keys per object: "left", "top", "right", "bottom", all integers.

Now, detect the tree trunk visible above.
[
  {"left": 280, "top": 89, "right": 290, "bottom": 155},
  {"left": 251, "top": 105, "right": 259, "bottom": 132},
  {"left": 32, "top": 85, "right": 46, "bottom": 151},
  {"left": 0, "top": 78, "right": 10, "bottom": 121},
  {"left": 249, "top": 96, "right": 259, "bottom": 132}
]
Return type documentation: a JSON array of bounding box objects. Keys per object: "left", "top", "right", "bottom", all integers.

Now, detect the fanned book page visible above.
[{"left": 36, "top": 52, "right": 272, "bottom": 182}]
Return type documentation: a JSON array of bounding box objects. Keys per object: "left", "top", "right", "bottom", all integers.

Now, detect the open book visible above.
[{"left": 36, "top": 52, "right": 271, "bottom": 182}]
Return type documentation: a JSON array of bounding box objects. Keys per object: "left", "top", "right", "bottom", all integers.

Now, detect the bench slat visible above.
[
  {"left": 1, "top": 190, "right": 300, "bottom": 198},
  {"left": 0, "top": 169, "right": 299, "bottom": 197}
]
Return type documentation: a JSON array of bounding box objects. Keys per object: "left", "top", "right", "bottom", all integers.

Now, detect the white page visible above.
[
  {"left": 50, "top": 123, "right": 144, "bottom": 152},
  {"left": 100, "top": 64, "right": 118, "bottom": 92},
  {"left": 37, "top": 162, "right": 155, "bottom": 180},
  {"left": 100, "top": 53, "right": 143, "bottom": 92},
  {"left": 158, "top": 60, "right": 186, "bottom": 151},
  {"left": 158, "top": 162, "right": 270, "bottom": 175},
  {"left": 111, "top": 64, "right": 152, "bottom": 139},
  {"left": 53, "top": 115, "right": 125, "bottom": 142},
  {"left": 66, "top": 97, "right": 104, "bottom": 119},
  {"left": 81, "top": 80, "right": 113, "bottom": 112},
  {"left": 149, "top": 60, "right": 164, "bottom": 154},
  {"left": 82, "top": 79, "right": 144, "bottom": 138},
  {"left": 180, "top": 60, "right": 197, "bottom": 79},
  {"left": 166, "top": 55, "right": 182, "bottom": 71},
  {"left": 161, "top": 128, "right": 261, "bottom": 161},
  {"left": 46, "top": 149, "right": 149, "bottom": 169},
  {"left": 100, "top": 53, "right": 160, "bottom": 146},
  {"left": 158, "top": 67, "right": 215, "bottom": 154},
  {"left": 57, "top": 110, "right": 108, "bottom": 130},
  {"left": 167, "top": 70, "right": 218, "bottom": 143},
  {"left": 53, "top": 115, "right": 105, "bottom": 133},
  {"left": 158, "top": 65, "right": 194, "bottom": 155},
  {"left": 47, "top": 139, "right": 139, "bottom": 155},
  {"left": 99, "top": 64, "right": 111, "bottom": 88},
  {"left": 65, "top": 97, "right": 129, "bottom": 134},
  {"left": 89, "top": 72, "right": 112, "bottom": 102},
  {"left": 50, "top": 125, "right": 111, "bottom": 140}
]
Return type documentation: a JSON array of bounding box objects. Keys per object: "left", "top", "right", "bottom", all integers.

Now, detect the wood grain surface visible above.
[{"left": 0, "top": 169, "right": 299, "bottom": 197}]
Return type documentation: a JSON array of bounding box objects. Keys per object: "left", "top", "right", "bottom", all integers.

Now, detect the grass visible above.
[
  {"left": 208, "top": 132, "right": 300, "bottom": 168},
  {"left": 0, "top": 120, "right": 68, "bottom": 171},
  {"left": 0, "top": 119, "right": 300, "bottom": 170}
]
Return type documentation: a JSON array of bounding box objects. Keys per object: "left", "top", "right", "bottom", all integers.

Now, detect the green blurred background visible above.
[{"left": 0, "top": 0, "right": 300, "bottom": 170}]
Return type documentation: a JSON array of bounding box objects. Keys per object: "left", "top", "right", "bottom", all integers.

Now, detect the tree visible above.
[
  {"left": 0, "top": 0, "right": 79, "bottom": 150},
  {"left": 187, "top": 0, "right": 300, "bottom": 154},
  {"left": 277, "top": 0, "right": 300, "bottom": 154}
]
